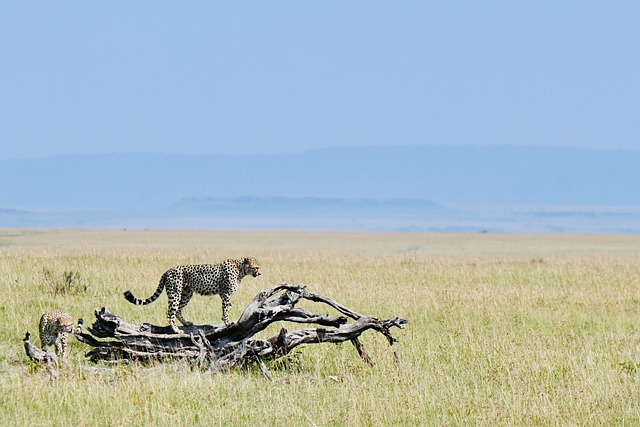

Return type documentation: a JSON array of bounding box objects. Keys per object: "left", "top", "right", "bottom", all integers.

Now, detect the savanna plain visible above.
[{"left": 1, "top": 228, "right": 639, "bottom": 426}]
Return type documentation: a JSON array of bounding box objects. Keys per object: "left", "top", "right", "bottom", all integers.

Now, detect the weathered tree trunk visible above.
[{"left": 73, "top": 283, "right": 408, "bottom": 374}]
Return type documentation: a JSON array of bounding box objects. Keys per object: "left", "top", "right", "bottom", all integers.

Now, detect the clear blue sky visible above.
[{"left": 1, "top": 2, "right": 638, "bottom": 159}]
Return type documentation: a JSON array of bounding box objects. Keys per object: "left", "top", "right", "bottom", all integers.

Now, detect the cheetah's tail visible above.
[{"left": 124, "top": 276, "right": 165, "bottom": 306}]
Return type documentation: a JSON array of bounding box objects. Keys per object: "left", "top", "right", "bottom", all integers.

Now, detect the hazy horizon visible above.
[
  {"left": 1, "top": 145, "right": 638, "bottom": 233},
  {"left": 4, "top": 142, "right": 640, "bottom": 162}
]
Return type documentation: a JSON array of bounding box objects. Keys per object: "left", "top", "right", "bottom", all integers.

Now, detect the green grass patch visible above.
[{"left": 1, "top": 229, "right": 640, "bottom": 425}]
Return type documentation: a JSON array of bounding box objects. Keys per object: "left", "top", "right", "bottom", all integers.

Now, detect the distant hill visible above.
[
  {"left": 169, "top": 196, "right": 443, "bottom": 215},
  {"left": 0, "top": 145, "right": 638, "bottom": 232}
]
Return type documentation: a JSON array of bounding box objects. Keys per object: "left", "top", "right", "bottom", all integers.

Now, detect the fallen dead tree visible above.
[{"left": 74, "top": 283, "right": 408, "bottom": 375}]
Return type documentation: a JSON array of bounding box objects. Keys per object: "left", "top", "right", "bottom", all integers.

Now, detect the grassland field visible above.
[{"left": 1, "top": 228, "right": 640, "bottom": 426}]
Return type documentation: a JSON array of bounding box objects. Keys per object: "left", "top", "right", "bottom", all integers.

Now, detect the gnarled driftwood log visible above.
[{"left": 74, "top": 283, "right": 408, "bottom": 374}]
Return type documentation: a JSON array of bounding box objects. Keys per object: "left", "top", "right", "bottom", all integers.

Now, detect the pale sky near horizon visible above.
[{"left": 1, "top": 2, "right": 638, "bottom": 160}]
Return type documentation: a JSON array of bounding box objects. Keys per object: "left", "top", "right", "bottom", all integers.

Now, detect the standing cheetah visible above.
[
  {"left": 124, "top": 257, "right": 261, "bottom": 333},
  {"left": 39, "top": 310, "right": 74, "bottom": 361}
]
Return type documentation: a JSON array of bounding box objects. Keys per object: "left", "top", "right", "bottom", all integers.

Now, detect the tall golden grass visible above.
[{"left": 1, "top": 229, "right": 639, "bottom": 426}]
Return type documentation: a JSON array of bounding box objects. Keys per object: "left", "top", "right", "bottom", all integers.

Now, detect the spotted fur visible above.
[
  {"left": 124, "top": 257, "right": 261, "bottom": 333},
  {"left": 39, "top": 310, "right": 74, "bottom": 361}
]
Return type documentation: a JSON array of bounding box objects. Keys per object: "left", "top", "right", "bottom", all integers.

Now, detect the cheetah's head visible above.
[
  {"left": 242, "top": 257, "right": 261, "bottom": 278},
  {"left": 56, "top": 316, "right": 74, "bottom": 333}
]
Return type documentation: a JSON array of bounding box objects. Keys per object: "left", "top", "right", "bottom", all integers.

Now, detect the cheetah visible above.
[
  {"left": 39, "top": 310, "right": 74, "bottom": 361},
  {"left": 124, "top": 257, "right": 261, "bottom": 333}
]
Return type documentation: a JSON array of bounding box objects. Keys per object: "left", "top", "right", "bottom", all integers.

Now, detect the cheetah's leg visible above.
[
  {"left": 167, "top": 293, "right": 182, "bottom": 334},
  {"left": 55, "top": 333, "right": 68, "bottom": 361},
  {"left": 221, "top": 292, "right": 232, "bottom": 326},
  {"left": 40, "top": 337, "right": 52, "bottom": 352},
  {"left": 166, "top": 277, "right": 186, "bottom": 334},
  {"left": 176, "top": 287, "right": 194, "bottom": 327}
]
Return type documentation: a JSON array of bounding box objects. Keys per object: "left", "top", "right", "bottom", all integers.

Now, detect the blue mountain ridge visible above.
[{"left": 0, "top": 145, "right": 638, "bottom": 232}]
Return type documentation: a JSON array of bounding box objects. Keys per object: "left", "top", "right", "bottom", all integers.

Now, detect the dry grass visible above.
[{"left": 1, "top": 229, "right": 640, "bottom": 426}]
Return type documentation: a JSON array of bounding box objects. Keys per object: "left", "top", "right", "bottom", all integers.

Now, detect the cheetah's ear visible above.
[{"left": 243, "top": 257, "right": 250, "bottom": 264}]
